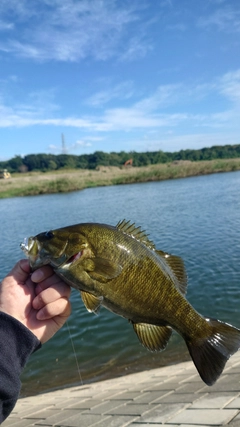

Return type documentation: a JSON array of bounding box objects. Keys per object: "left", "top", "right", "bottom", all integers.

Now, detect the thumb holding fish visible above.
[{"left": 0, "top": 259, "right": 71, "bottom": 344}]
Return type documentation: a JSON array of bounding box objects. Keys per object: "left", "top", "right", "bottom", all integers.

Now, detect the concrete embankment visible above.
[{"left": 3, "top": 351, "right": 240, "bottom": 426}]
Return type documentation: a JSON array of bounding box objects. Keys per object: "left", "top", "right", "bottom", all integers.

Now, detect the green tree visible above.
[
  {"left": 7, "top": 155, "right": 24, "bottom": 172},
  {"left": 88, "top": 151, "right": 110, "bottom": 169}
]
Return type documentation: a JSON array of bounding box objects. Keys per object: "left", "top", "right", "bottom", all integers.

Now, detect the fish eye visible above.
[{"left": 44, "top": 231, "right": 54, "bottom": 239}]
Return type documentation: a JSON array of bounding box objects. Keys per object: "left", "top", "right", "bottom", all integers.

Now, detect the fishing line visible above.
[{"left": 66, "top": 320, "right": 83, "bottom": 386}]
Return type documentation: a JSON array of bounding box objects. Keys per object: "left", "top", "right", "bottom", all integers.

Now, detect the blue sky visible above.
[{"left": 0, "top": 0, "right": 240, "bottom": 159}]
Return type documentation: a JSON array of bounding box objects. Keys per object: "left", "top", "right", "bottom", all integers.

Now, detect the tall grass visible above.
[{"left": 0, "top": 158, "right": 240, "bottom": 199}]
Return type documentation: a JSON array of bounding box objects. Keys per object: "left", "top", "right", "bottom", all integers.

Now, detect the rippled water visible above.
[{"left": 0, "top": 171, "right": 239, "bottom": 396}]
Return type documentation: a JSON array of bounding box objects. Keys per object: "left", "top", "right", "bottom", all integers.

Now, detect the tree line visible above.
[{"left": 1, "top": 144, "right": 240, "bottom": 173}]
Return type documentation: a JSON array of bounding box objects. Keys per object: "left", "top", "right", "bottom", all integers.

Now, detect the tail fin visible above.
[{"left": 186, "top": 318, "right": 240, "bottom": 386}]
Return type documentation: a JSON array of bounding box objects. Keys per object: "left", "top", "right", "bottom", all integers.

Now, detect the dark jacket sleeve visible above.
[{"left": 0, "top": 312, "right": 41, "bottom": 423}]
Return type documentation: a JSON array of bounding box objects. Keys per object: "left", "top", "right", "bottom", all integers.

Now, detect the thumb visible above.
[{"left": 7, "top": 259, "right": 31, "bottom": 284}]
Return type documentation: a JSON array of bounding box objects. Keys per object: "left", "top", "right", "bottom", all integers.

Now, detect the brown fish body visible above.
[
  {"left": 21, "top": 220, "right": 240, "bottom": 386},
  {"left": 67, "top": 224, "right": 198, "bottom": 332},
  {"left": 32, "top": 222, "right": 202, "bottom": 336}
]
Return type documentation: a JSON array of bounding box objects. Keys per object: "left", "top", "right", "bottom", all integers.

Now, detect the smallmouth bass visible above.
[{"left": 21, "top": 220, "right": 240, "bottom": 386}]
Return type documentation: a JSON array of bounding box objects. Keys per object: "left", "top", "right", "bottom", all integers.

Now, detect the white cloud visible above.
[
  {"left": 99, "top": 107, "right": 188, "bottom": 131},
  {"left": 119, "top": 34, "right": 153, "bottom": 62},
  {"left": 75, "top": 140, "right": 92, "bottom": 148},
  {"left": 0, "top": 87, "right": 61, "bottom": 127},
  {"left": 134, "top": 84, "right": 182, "bottom": 112},
  {"left": 0, "top": 0, "right": 152, "bottom": 62},
  {"left": 218, "top": 70, "right": 240, "bottom": 103},
  {"left": 0, "top": 69, "right": 240, "bottom": 137},
  {"left": 198, "top": 6, "right": 240, "bottom": 33},
  {"left": 0, "top": 20, "right": 14, "bottom": 30},
  {"left": 86, "top": 81, "right": 134, "bottom": 107}
]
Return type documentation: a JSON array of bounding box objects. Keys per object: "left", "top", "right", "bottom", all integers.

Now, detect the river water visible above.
[{"left": 0, "top": 171, "right": 239, "bottom": 396}]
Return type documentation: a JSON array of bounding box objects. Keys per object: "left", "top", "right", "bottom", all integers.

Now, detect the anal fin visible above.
[
  {"left": 80, "top": 290, "right": 103, "bottom": 314},
  {"left": 132, "top": 322, "right": 172, "bottom": 352}
]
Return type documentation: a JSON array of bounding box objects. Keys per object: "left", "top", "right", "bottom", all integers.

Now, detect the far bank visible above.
[{"left": 0, "top": 158, "right": 240, "bottom": 199}]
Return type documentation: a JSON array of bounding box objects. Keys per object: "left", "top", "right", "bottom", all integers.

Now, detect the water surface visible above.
[{"left": 0, "top": 171, "right": 239, "bottom": 395}]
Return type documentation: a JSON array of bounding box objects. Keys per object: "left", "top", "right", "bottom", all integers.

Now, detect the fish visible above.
[{"left": 21, "top": 219, "right": 240, "bottom": 386}]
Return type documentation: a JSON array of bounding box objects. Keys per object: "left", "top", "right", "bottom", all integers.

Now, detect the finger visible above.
[
  {"left": 36, "top": 298, "right": 71, "bottom": 320},
  {"left": 19, "top": 259, "right": 31, "bottom": 274},
  {"left": 6, "top": 259, "right": 31, "bottom": 285},
  {"left": 31, "top": 265, "right": 54, "bottom": 283},
  {"left": 34, "top": 273, "right": 69, "bottom": 294},
  {"left": 32, "top": 283, "right": 71, "bottom": 310}
]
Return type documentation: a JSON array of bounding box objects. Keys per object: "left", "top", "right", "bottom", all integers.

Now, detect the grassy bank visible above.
[{"left": 0, "top": 158, "right": 240, "bottom": 199}]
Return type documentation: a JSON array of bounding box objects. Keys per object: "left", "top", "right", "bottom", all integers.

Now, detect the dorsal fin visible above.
[
  {"left": 156, "top": 250, "right": 188, "bottom": 295},
  {"left": 116, "top": 219, "right": 156, "bottom": 250}
]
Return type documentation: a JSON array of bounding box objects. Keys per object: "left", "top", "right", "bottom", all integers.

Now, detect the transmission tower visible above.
[{"left": 61, "top": 133, "right": 67, "bottom": 154}]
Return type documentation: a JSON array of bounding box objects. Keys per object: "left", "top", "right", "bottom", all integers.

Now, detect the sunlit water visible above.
[{"left": 0, "top": 171, "right": 239, "bottom": 396}]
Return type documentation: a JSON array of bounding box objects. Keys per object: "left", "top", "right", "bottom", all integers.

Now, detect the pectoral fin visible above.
[
  {"left": 80, "top": 290, "right": 103, "bottom": 314},
  {"left": 84, "top": 257, "right": 122, "bottom": 282},
  {"left": 132, "top": 322, "right": 172, "bottom": 352}
]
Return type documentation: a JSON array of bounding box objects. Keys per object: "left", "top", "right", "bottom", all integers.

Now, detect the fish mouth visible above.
[
  {"left": 53, "top": 251, "right": 83, "bottom": 271},
  {"left": 20, "top": 237, "right": 49, "bottom": 269},
  {"left": 21, "top": 236, "right": 83, "bottom": 270},
  {"left": 20, "top": 237, "right": 38, "bottom": 258},
  {"left": 65, "top": 251, "right": 83, "bottom": 265},
  {"left": 20, "top": 237, "right": 35, "bottom": 255}
]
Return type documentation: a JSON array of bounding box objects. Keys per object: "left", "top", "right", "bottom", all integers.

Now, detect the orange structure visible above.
[{"left": 124, "top": 159, "right": 133, "bottom": 167}]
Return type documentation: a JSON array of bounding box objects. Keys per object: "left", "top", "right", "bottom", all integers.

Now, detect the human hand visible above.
[{"left": 0, "top": 259, "right": 71, "bottom": 343}]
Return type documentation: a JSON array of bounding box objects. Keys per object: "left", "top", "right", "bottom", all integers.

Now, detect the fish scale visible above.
[{"left": 21, "top": 219, "right": 240, "bottom": 386}]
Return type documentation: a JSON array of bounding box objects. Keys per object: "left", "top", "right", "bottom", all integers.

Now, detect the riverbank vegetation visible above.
[
  {"left": 1, "top": 144, "right": 240, "bottom": 173},
  {"left": 0, "top": 157, "right": 240, "bottom": 199}
]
